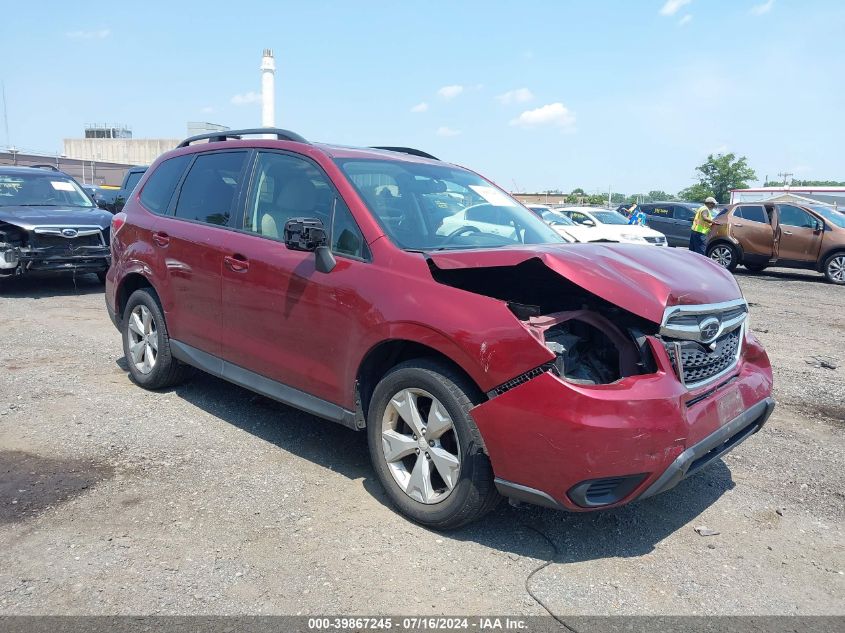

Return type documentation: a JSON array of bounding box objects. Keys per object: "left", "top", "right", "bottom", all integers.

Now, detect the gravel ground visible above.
[{"left": 0, "top": 267, "right": 843, "bottom": 616}]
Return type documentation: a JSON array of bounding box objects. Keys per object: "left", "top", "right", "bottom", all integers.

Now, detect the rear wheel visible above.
[
  {"left": 122, "top": 288, "right": 191, "bottom": 389},
  {"left": 824, "top": 252, "right": 845, "bottom": 285},
  {"left": 707, "top": 242, "right": 739, "bottom": 272},
  {"left": 367, "top": 359, "right": 499, "bottom": 529}
]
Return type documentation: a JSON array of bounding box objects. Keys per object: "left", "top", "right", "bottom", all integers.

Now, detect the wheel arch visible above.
[
  {"left": 818, "top": 247, "right": 845, "bottom": 273},
  {"left": 115, "top": 272, "right": 157, "bottom": 325},
  {"left": 355, "top": 338, "right": 486, "bottom": 427},
  {"left": 707, "top": 237, "right": 744, "bottom": 262}
]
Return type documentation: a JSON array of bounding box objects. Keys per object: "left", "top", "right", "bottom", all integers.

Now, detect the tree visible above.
[
  {"left": 677, "top": 182, "right": 715, "bottom": 202},
  {"left": 570, "top": 188, "right": 585, "bottom": 196},
  {"left": 686, "top": 153, "right": 757, "bottom": 203},
  {"left": 764, "top": 179, "right": 845, "bottom": 187},
  {"left": 648, "top": 190, "right": 675, "bottom": 201}
]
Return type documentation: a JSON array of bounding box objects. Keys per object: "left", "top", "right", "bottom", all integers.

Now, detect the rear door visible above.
[
  {"left": 645, "top": 204, "right": 676, "bottom": 243},
  {"left": 153, "top": 150, "right": 250, "bottom": 357},
  {"left": 774, "top": 204, "right": 823, "bottom": 263},
  {"left": 730, "top": 204, "right": 774, "bottom": 259},
  {"left": 671, "top": 205, "right": 696, "bottom": 246}
]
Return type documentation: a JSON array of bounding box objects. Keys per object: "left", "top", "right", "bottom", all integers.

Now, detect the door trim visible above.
[{"left": 169, "top": 340, "right": 359, "bottom": 430}]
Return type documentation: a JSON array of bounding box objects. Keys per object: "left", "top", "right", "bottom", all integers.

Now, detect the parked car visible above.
[
  {"left": 113, "top": 166, "right": 147, "bottom": 213},
  {"left": 524, "top": 205, "right": 580, "bottom": 242},
  {"left": 707, "top": 201, "right": 845, "bottom": 284},
  {"left": 635, "top": 202, "right": 700, "bottom": 247},
  {"left": 106, "top": 128, "right": 774, "bottom": 529},
  {"left": 555, "top": 207, "right": 668, "bottom": 246},
  {"left": 0, "top": 166, "right": 112, "bottom": 282},
  {"left": 92, "top": 186, "right": 121, "bottom": 213}
]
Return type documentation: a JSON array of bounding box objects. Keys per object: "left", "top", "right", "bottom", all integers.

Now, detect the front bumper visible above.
[
  {"left": 0, "top": 246, "right": 110, "bottom": 276},
  {"left": 471, "top": 332, "right": 774, "bottom": 511}
]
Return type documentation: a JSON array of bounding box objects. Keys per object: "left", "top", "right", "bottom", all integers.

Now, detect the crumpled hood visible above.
[
  {"left": 427, "top": 243, "right": 742, "bottom": 324},
  {"left": 0, "top": 206, "right": 112, "bottom": 231}
]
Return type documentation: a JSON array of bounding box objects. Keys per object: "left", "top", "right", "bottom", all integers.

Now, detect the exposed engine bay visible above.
[{"left": 428, "top": 257, "right": 660, "bottom": 385}]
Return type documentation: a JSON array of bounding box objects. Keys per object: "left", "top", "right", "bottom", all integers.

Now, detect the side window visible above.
[
  {"left": 652, "top": 206, "right": 673, "bottom": 218},
  {"left": 639, "top": 204, "right": 655, "bottom": 215},
  {"left": 778, "top": 205, "right": 815, "bottom": 229},
  {"left": 569, "top": 212, "right": 591, "bottom": 225},
  {"left": 673, "top": 205, "right": 695, "bottom": 221},
  {"left": 139, "top": 155, "right": 190, "bottom": 214},
  {"left": 173, "top": 152, "right": 247, "bottom": 226},
  {"left": 735, "top": 205, "right": 767, "bottom": 224},
  {"left": 245, "top": 152, "right": 367, "bottom": 259},
  {"left": 123, "top": 171, "right": 144, "bottom": 193}
]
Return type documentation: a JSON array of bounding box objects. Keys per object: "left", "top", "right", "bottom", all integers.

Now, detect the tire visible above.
[
  {"left": 367, "top": 359, "right": 500, "bottom": 529},
  {"left": 744, "top": 263, "right": 768, "bottom": 273},
  {"left": 823, "top": 252, "right": 845, "bottom": 285},
  {"left": 707, "top": 242, "right": 739, "bottom": 272},
  {"left": 96, "top": 270, "right": 108, "bottom": 284},
  {"left": 122, "top": 288, "right": 191, "bottom": 389}
]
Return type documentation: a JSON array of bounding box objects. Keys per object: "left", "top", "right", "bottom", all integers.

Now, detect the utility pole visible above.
[{"left": 778, "top": 172, "right": 794, "bottom": 187}]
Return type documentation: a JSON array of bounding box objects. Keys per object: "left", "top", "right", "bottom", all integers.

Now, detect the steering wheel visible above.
[{"left": 441, "top": 225, "right": 482, "bottom": 245}]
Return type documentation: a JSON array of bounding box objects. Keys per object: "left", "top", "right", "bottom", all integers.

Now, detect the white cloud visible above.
[
  {"left": 750, "top": 0, "right": 774, "bottom": 15},
  {"left": 66, "top": 28, "right": 111, "bottom": 39},
  {"left": 230, "top": 91, "right": 261, "bottom": 106},
  {"left": 679, "top": 14, "right": 693, "bottom": 26},
  {"left": 509, "top": 103, "right": 576, "bottom": 130},
  {"left": 410, "top": 102, "right": 429, "bottom": 113},
  {"left": 437, "top": 85, "right": 464, "bottom": 100},
  {"left": 496, "top": 88, "right": 534, "bottom": 105},
  {"left": 436, "top": 126, "right": 461, "bottom": 137},
  {"left": 659, "top": 0, "right": 691, "bottom": 16}
]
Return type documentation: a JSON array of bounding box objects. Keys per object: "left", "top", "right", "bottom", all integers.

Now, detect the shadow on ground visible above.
[
  {"left": 0, "top": 273, "right": 105, "bottom": 298},
  {"left": 733, "top": 267, "right": 826, "bottom": 284},
  {"left": 121, "top": 362, "right": 736, "bottom": 564}
]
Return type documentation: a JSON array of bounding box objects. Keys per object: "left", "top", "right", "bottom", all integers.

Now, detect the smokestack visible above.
[{"left": 260, "top": 49, "right": 276, "bottom": 128}]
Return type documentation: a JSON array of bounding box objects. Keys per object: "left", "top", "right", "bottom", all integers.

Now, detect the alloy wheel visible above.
[
  {"left": 127, "top": 304, "right": 158, "bottom": 374},
  {"left": 828, "top": 255, "right": 845, "bottom": 283},
  {"left": 381, "top": 388, "right": 461, "bottom": 504},
  {"left": 710, "top": 246, "right": 733, "bottom": 268}
]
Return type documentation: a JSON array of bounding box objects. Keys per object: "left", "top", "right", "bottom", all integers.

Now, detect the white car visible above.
[
  {"left": 526, "top": 205, "right": 583, "bottom": 242},
  {"left": 440, "top": 203, "right": 576, "bottom": 243},
  {"left": 555, "top": 207, "right": 668, "bottom": 246}
]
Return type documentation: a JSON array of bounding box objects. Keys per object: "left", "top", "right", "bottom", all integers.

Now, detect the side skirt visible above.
[{"left": 169, "top": 340, "right": 359, "bottom": 431}]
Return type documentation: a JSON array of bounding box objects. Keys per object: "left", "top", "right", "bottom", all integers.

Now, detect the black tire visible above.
[
  {"left": 367, "top": 359, "right": 500, "bottom": 529},
  {"left": 744, "top": 263, "right": 768, "bottom": 273},
  {"left": 96, "top": 270, "right": 108, "bottom": 283},
  {"left": 122, "top": 288, "right": 191, "bottom": 389},
  {"left": 707, "top": 242, "right": 739, "bottom": 272},
  {"left": 823, "top": 251, "right": 845, "bottom": 285}
]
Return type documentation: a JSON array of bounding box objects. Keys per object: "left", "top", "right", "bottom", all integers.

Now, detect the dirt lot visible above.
[{"left": 0, "top": 267, "right": 843, "bottom": 616}]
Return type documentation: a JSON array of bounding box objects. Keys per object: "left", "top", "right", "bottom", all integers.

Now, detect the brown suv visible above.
[{"left": 706, "top": 202, "right": 845, "bottom": 284}]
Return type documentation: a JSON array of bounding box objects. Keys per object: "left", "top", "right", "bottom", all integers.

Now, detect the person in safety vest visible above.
[{"left": 689, "top": 196, "right": 718, "bottom": 254}]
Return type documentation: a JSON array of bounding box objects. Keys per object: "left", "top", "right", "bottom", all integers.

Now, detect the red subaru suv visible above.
[{"left": 106, "top": 129, "right": 774, "bottom": 529}]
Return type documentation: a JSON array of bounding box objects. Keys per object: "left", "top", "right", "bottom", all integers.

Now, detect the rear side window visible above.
[
  {"left": 123, "top": 171, "right": 144, "bottom": 193},
  {"left": 139, "top": 155, "right": 190, "bottom": 214},
  {"left": 734, "top": 205, "right": 767, "bottom": 224},
  {"left": 673, "top": 205, "right": 695, "bottom": 221},
  {"left": 173, "top": 152, "right": 248, "bottom": 227}
]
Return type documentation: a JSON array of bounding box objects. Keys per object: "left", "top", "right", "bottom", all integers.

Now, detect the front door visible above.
[
  {"left": 730, "top": 204, "right": 774, "bottom": 260},
  {"left": 220, "top": 150, "right": 372, "bottom": 407},
  {"left": 774, "top": 204, "right": 823, "bottom": 263},
  {"left": 155, "top": 150, "right": 250, "bottom": 357}
]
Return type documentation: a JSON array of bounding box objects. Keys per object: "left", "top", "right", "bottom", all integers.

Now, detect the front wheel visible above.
[
  {"left": 367, "top": 359, "right": 499, "bottom": 529},
  {"left": 824, "top": 252, "right": 845, "bottom": 285},
  {"left": 707, "top": 242, "right": 739, "bottom": 272}
]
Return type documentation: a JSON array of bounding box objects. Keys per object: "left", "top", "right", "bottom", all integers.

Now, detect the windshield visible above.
[
  {"left": 0, "top": 172, "right": 94, "bottom": 208},
  {"left": 590, "top": 210, "right": 630, "bottom": 225},
  {"left": 541, "top": 210, "right": 576, "bottom": 226},
  {"left": 335, "top": 159, "right": 564, "bottom": 250},
  {"left": 809, "top": 205, "right": 845, "bottom": 229}
]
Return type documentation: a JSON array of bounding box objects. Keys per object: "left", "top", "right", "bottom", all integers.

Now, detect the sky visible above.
[{"left": 2, "top": 0, "right": 844, "bottom": 194}]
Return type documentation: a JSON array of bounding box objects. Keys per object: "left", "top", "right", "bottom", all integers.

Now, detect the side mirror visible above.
[
  {"left": 814, "top": 220, "right": 823, "bottom": 232},
  {"left": 283, "top": 217, "right": 336, "bottom": 273},
  {"left": 581, "top": 219, "right": 595, "bottom": 226}
]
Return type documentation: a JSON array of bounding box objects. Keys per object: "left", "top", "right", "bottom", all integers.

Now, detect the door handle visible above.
[
  {"left": 151, "top": 232, "right": 170, "bottom": 247},
  {"left": 783, "top": 230, "right": 793, "bottom": 235},
  {"left": 734, "top": 223, "right": 744, "bottom": 227},
  {"left": 224, "top": 254, "right": 250, "bottom": 273}
]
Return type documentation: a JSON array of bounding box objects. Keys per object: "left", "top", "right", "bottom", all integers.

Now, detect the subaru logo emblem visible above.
[
  {"left": 698, "top": 317, "right": 721, "bottom": 343},
  {"left": 61, "top": 228, "right": 78, "bottom": 238}
]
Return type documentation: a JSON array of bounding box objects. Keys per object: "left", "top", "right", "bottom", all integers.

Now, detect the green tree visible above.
[
  {"left": 570, "top": 187, "right": 585, "bottom": 196},
  {"left": 677, "top": 182, "right": 715, "bottom": 202},
  {"left": 764, "top": 179, "right": 845, "bottom": 187},
  {"left": 686, "top": 153, "right": 757, "bottom": 203},
  {"left": 648, "top": 190, "right": 675, "bottom": 201}
]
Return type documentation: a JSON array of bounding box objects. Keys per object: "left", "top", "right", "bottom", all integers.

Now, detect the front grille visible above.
[
  {"left": 34, "top": 233, "right": 103, "bottom": 249},
  {"left": 665, "top": 329, "right": 741, "bottom": 387}
]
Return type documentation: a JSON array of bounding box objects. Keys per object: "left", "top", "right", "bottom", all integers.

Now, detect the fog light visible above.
[{"left": 568, "top": 474, "right": 647, "bottom": 508}]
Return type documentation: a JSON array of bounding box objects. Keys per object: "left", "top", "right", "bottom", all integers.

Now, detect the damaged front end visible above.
[{"left": 0, "top": 221, "right": 110, "bottom": 278}]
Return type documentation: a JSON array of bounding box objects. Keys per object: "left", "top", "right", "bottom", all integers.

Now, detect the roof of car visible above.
[
  {"left": 313, "top": 143, "right": 442, "bottom": 164},
  {"left": 0, "top": 166, "right": 73, "bottom": 177}
]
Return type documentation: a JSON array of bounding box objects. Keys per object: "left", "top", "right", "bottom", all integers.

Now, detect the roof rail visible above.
[
  {"left": 370, "top": 146, "right": 439, "bottom": 161},
  {"left": 29, "top": 164, "right": 61, "bottom": 171},
  {"left": 177, "top": 128, "right": 309, "bottom": 148}
]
